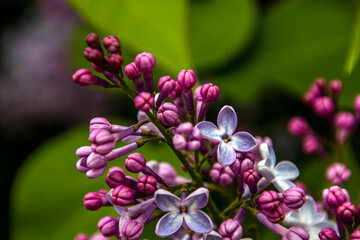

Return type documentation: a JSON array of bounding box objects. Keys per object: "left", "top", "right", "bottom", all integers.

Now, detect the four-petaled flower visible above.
[
  {"left": 257, "top": 143, "right": 299, "bottom": 192},
  {"left": 284, "top": 196, "right": 337, "bottom": 240},
  {"left": 196, "top": 105, "right": 257, "bottom": 166},
  {"left": 155, "top": 188, "right": 213, "bottom": 237}
]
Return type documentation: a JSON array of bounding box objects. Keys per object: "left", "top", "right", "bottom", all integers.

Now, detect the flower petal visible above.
[
  {"left": 196, "top": 121, "right": 223, "bottom": 142},
  {"left": 229, "top": 132, "right": 257, "bottom": 152},
  {"left": 217, "top": 142, "right": 236, "bottom": 166},
  {"left": 183, "top": 188, "right": 209, "bottom": 211},
  {"left": 155, "top": 189, "right": 181, "bottom": 212},
  {"left": 260, "top": 143, "right": 276, "bottom": 169},
  {"left": 184, "top": 210, "right": 213, "bottom": 234},
  {"left": 299, "top": 196, "right": 316, "bottom": 224},
  {"left": 257, "top": 160, "right": 276, "bottom": 181},
  {"left": 155, "top": 212, "right": 183, "bottom": 237},
  {"left": 284, "top": 211, "right": 303, "bottom": 227},
  {"left": 274, "top": 161, "right": 299, "bottom": 181},
  {"left": 204, "top": 231, "right": 222, "bottom": 240},
  {"left": 273, "top": 179, "right": 295, "bottom": 192},
  {"left": 217, "top": 105, "right": 237, "bottom": 136}
]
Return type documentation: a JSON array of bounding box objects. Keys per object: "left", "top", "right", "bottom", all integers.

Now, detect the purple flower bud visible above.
[
  {"left": 121, "top": 220, "right": 144, "bottom": 240},
  {"left": 98, "top": 216, "right": 119, "bottom": 237},
  {"left": 86, "top": 153, "right": 107, "bottom": 169},
  {"left": 201, "top": 83, "right": 220, "bottom": 102},
  {"left": 90, "top": 233, "right": 109, "bottom": 240},
  {"left": 89, "top": 129, "right": 116, "bottom": 155},
  {"left": 124, "top": 62, "right": 145, "bottom": 92},
  {"left": 354, "top": 95, "right": 360, "bottom": 114},
  {"left": 83, "top": 192, "right": 102, "bottom": 211},
  {"left": 157, "top": 102, "right": 179, "bottom": 127},
  {"left": 173, "top": 122, "right": 201, "bottom": 152},
  {"left": 326, "top": 163, "right": 351, "bottom": 185},
  {"left": 177, "top": 69, "right": 197, "bottom": 90},
  {"left": 218, "top": 219, "right": 243, "bottom": 240},
  {"left": 85, "top": 33, "right": 101, "bottom": 49},
  {"left": 125, "top": 152, "right": 146, "bottom": 173},
  {"left": 263, "top": 205, "right": 285, "bottom": 223},
  {"left": 72, "top": 69, "right": 108, "bottom": 87},
  {"left": 90, "top": 117, "right": 112, "bottom": 132},
  {"left": 258, "top": 191, "right": 281, "bottom": 212},
  {"left": 76, "top": 146, "right": 92, "bottom": 158},
  {"left": 319, "top": 228, "right": 340, "bottom": 240},
  {"left": 334, "top": 112, "right": 356, "bottom": 130},
  {"left": 168, "top": 81, "right": 183, "bottom": 99},
  {"left": 351, "top": 229, "right": 360, "bottom": 240},
  {"left": 337, "top": 202, "right": 356, "bottom": 225},
  {"left": 302, "top": 134, "right": 321, "bottom": 155},
  {"left": 194, "top": 85, "right": 203, "bottom": 101},
  {"left": 135, "top": 52, "right": 155, "bottom": 72},
  {"left": 330, "top": 80, "right": 342, "bottom": 98},
  {"left": 158, "top": 162, "right": 177, "bottom": 186},
  {"left": 157, "top": 76, "right": 176, "bottom": 105},
  {"left": 243, "top": 169, "right": 259, "bottom": 194},
  {"left": 313, "top": 97, "right": 335, "bottom": 118},
  {"left": 84, "top": 47, "right": 105, "bottom": 67},
  {"left": 288, "top": 117, "right": 309, "bottom": 137},
  {"left": 315, "top": 78, "right": 327, "bottom": 94},
  {"left": 108, "top": 54, "right": 123, "bottom": 72},
  {"left": 134, "top": 92, "right": 154, "bottom": 112},
  {"left": 323, "top": 186, "right": 350, "bottom": 213},
  {"left": 137, "top": 175, "right": 157, "bottom": 195},
  {"left": 75, "top": 233, "right": 89, "bottom": 240},
  {"left": 111, "top": 185, "right": 134, "bottom": 206},
  {"left": 103, "top": 35, "right": 121, "bottom": 53},
  {"left": 210, "top": 163, "right": 235, "bottom": 187},
  {"left": 91, "top": 63, "right": 104, "bottom": 73},
  {"left": 282, "top": 187, "right": 306, "bottom": 209},
  {"left": 105, "top": 169, "right": 125, "bottom": 188},
  {"left": 304, "top": 91, "right": 316, "bottom": 105},
  {"left": 283, "top": 227, "right": 310, "bottom": 240}
]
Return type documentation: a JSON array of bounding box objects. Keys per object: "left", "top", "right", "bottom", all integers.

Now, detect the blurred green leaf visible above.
[
  {"left": 212, "top": 0, "right": 358, "bottom": 106},
  {"left": 10, "top": 119, "right": 185, "bottom": 240},
  {"left": 345, "top": 0, "right": 360, "bottom": 74},
  {"left": 189, "top": 0, "right": 258, "bottom": 71},
  {"left": 67, "top": 0, "right": 192, "bottom": 74}
]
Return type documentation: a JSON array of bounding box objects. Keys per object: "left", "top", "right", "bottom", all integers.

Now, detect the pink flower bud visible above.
[
  {"left": 354, "top": 95, "right": 360, "bottom": 114},
  {"left": 83, "top": 192, "right": 102, "bottom": 211},
  {"left": 258, "top": 191, "right": 281, "bottom": 212},
  {"left": 90, "top": 117, "right": 112, "bottom": 132},
  {"left": 334, "top": 112, "right": 356, "bottom": 130},
  {"left": 319, "top": 228, "right": 340, "bottom": 240},
  {"left": 219, "top": 219, "right": 243, "bottom": 239},
  {"left": 135, "top": 52, "right": 155, "bottom": 72},
  {"left": 111, "top": 185, "right": 134, "bottom": 206},
  {"left": 288, "top": 117, "right": 309, "bottom": 136},
  {"left": 137, "top": 175, "right": 157, "bottom": 195},
  {"left": 330, "top": 80, "right": 342, "bottom": 97},
  {"left": 108, "top": 54, "right": 123, "bottom": 72},
  {"left": 210, "top": 163, "right": 235, "bottom": 187},
  {"left": 98, "top": 216, "right": 119, "bottom": 237},
  {"left": 75, "top": 233, "right": 89, "bottom": 240},
  {"left": 323, "top": 186, "right": 350, "bottom": 213},
  {"left": 263, "top": 205, "right": 285, "bottom": 223},
  {"left": 103, "top": 35, "right": 121, "bottom": 53},
  {"left": 83, "top": 47, "right": 105, "bottom": 67},
  {"left": 134, "top": 92, "right": 154, "bottom": 112},
  {"left": 326, "top": 163, "right": 351, "bottom": 185},
  {"left": 85, "top": 33, "right": 101, "bottom": 49},
  {"left": 302, "top": 134, "right": 321, "bottom": 154},
  {"left": 105, "top": 169, "right": 125, "bottom": 188},
  {"left": 337, "top": 202, "right": 356, "bottom": 225},
  {"left": 282, "top": 187, "right": 306, "bottom": 209},
  {"left": 284, "top": 227, "right": 310, "bottom": 240},
  {"left": 86, "top": 153, "right": 107, "bottom": 169},
  {"left": 313, "top": 97, "right": 335, "bottom": 118},
  {"left": 89, "top": 129, "right": 116, "bottom": 155},
  {"left": 351, "top": 229, "right": 360, "bottom": 240},
  {"left": 243, "top": 169, "right": 259, "bottom": 194},
  {"left": 157, "top": 76, "right": 176, "bottom": 105},
  {"left": 177, "top": 69, "right": 197, "bottom": 90},
  {"left": 201, "top": 83, "right": 219, "bottom": 102},
  {"left": 121, "top": 220, "right": 144, "bottom": 240},
  {"left": 125, "top": 153, "right": 146, "bottom": 173},
  {"left": 72, "top": 69, "right": 108, "bottom": 87},
  {"left": 125, "top": 62, "right": 141, "bottom": 79},
  {"left": 157, "top": 102, "right": 179, "bottom": 127}
]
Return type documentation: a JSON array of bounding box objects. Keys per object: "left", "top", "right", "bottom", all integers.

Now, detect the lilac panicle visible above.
[
  {"left": 135, "top": 52, "right": 155, "bottom": 93},
  {"left": 196, "top": 105, "right": 257, "bottom": 166},
  {"left": 155, "top": 188, "right": 213, "bottom": 237}
]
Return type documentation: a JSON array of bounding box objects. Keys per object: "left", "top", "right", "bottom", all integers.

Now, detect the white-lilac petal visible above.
[
  {"left": 229, "top": 132, "right": 257, "bottom": 151},
  {"left": 184, "top": 210, "right": 213, "bottom": 234},
  {"left": 156, "top": 212, "right": 183, "bottom": 237},
  {"left": 260, "top": 143, "right": 276, "bottom": 169},
  {"left": 299, "top": 196, "right": 316, "bottom": 223},
  {"left": 257, "top": 161, "right": 276, "bottom": 181},
  {"left": 183, "top": 187, "right": 209, "bottom": 211},
  {"left": 217, "top": 105, "right": 237, "bottom": 136},
  {"left": 217, "top": 142, "right": 236, "bottom": 166},
  {"left": 273, "top": 179, "right": 296, "bottom": 192},
  {"left": 203, "top": 231, "right": 222, "bottom": 240},
  {"left": 274, "top": 161, "right": 299, "bottom": 180},
  {"left": 155, "top": 189, "right": 181, "bottom": 212},
  {"left": 196, "top": 121, "right": 223, "bottom": 142}
]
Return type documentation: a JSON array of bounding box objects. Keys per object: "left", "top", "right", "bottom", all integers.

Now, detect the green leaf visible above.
[
  {"left": 67, "top": 0, "right": 192, "bottom": 74},
  {"left": 345, "top": 0, "right": 360, "bottom": 74},
  {"left": 10, "top": 120, "right": 184, "bottom": 240},
  {"left": 189, "top": 0, "right": 258, "bottom": 71},
  {"left": 212, "top": 0, "right": 359, "bottom": 106}
]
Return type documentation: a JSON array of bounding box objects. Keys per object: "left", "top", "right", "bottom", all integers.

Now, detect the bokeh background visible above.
[{"left": 2, "top": 0, "right": 360, "bottom": 239}]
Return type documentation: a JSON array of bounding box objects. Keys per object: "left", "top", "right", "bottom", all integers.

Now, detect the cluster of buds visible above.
[{"left": 72, "top": 33, "right": 360, "bottom": 240}]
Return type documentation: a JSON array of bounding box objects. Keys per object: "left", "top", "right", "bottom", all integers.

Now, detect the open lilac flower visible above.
[
  {"left": 257, "top": 143, "right": 299, "bottom": 192},
  {"left": 284, "top": 196, "right": 337, "bottom": 240},
  {"left": 155, "top": 188, "right": 213, "bottom": 237},
  {"left": 196, "top": 105, "right": 257, "bottom": 166}
]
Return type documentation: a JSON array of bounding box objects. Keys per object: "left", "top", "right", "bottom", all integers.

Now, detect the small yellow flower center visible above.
[
  {"left": 181, "top": 206, "right": 187, "bottom": 212},
  {"left": 224, "top": 138, "right": 229, "bottom": 143}
]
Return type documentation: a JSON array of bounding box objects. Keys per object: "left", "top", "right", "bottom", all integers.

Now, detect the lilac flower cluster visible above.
[{"left": 72, "top": 33, "right": 360, "bottom": 240}]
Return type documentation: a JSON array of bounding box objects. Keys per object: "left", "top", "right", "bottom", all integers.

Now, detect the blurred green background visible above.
[{"left": 1, "top": 0, "right": 360, "bottom": 239}]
